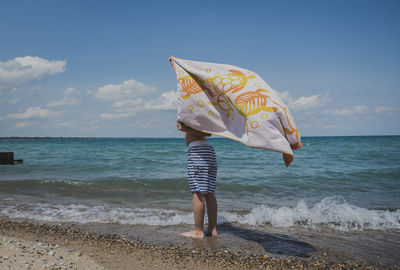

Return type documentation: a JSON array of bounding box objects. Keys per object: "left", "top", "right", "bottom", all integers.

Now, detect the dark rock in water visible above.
[
  {"left": 0, "top": 152, "right": 14, "bottom": 165},
  {"left": 0, "top": 152, "right": 23, "bottom": 165}
]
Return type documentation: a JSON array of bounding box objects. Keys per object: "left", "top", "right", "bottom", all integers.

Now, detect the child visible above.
[{"left": 177, "top": 120, "right": 217, "bottom": 239}]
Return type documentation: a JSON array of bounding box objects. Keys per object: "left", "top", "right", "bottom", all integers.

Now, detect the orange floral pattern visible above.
[
  {"left": 177, "top": 76, "right": 202, "bottom": 99},
  {"left": 234, "top": 89, "right": 278, "bottom": 116},
  {"left": 206, "top": 69, "right": 255, "bottom": 94}
]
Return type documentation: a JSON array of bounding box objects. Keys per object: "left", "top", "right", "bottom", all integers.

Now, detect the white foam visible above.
[
  {"left": 221, "top": 196, "right": 400, "bottom": 231},
  {"left": 41, "top": 179, "right": 93, "bottom": 186},
  {"left": 0, "top": 203, "right": 194, "bottom": 226},
  {"left": 1, "top": 196, "right": 399, "bottom": 231}
]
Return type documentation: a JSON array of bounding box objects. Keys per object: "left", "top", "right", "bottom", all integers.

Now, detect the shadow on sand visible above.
[{"left": 191, "top": 222, "right": 317, "bottom": 257}]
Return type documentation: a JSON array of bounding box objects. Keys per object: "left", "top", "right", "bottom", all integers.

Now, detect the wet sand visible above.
[{"left": 0, "top": 218, "right": 399, "bottom": 270}]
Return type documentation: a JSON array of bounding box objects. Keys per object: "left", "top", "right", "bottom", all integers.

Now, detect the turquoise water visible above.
[{"left": 0, "top": 136, "right": 399, "bottom": 231}]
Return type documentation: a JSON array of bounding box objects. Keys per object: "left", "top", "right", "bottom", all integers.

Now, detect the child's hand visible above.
[{"left": 177, "top": 121, "right": 186, "bottom": 131}]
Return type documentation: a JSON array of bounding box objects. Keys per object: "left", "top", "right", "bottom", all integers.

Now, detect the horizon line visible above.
[{"left": 1, "top": 134, "right": 399, "bottom": 140}]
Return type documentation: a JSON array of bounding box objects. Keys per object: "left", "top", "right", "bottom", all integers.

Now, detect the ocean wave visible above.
[
  {"left": 1, "top": 196, "right": 399, "bottom": 231},
  {"left": 221, "top": 196, "right": 400, "bottom": 231},
  {"left": 0, "top": 178, "right": 189, "bottom": 194},
  {"left": 0, "top": 178, "right": 270, "bottom": 195},
  {"left": 0, "top": 203, "right": 194, "bottom": 226}
]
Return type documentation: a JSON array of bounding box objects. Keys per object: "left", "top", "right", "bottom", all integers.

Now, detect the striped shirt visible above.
[{"left": 187, "top": 140, "right": 217, "bottom": 194}]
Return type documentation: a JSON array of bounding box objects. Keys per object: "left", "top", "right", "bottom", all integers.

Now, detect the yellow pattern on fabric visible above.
[
  {"left": 273, "top": 101, "right": 300, "bottom": 140},
  {"left": 178, "top": 75, "right": 203, "bottom": 99},
  {"left": 250, "top": 120, "right": 259, "bottom": 129},
  {"left": 206, "top": 69, "right": 255, "bottom": 94},
  {"left": 197, "top": 99, "right": 205, "bottom": 107},
  {"left": 208, "top": 93, "right": 236, "bottom": 120},
  {"left": 234, "top": 89, "right": 277, "bottom": 116}
]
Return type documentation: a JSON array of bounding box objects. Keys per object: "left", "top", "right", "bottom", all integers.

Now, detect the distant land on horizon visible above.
[{"left": 1, "top": 135, "right": 399, "bottom": 140}]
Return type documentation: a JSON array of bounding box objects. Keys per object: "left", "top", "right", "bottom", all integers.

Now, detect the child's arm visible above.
[{"left": 177, "top": 121, "right": 211, "bottom": 137}]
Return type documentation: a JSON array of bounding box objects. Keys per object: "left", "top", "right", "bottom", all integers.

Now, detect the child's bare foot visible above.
[
  {"left": 205, "top": 230, "right": 218, "bottom": 237},
  {"left": 181, "top": 230, "right": 204, "bottom": 239}
]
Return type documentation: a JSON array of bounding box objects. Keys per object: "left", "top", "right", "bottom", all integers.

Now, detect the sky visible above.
[{"left": 0, "top": 0, "right": 399, "bottom": 137}]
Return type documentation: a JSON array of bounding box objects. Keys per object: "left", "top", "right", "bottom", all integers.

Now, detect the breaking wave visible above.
[
  {"left": 221, "top": 196, "right": 400, "bottom": 231},
  {"left": 1, "top": 196, "right": 399, "bottom": 231}
]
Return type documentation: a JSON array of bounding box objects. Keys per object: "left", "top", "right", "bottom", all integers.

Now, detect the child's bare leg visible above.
[
  {"left": 205, "top": 193, "right": 218, "bottom": 236},
  {"left": 181, "top": 192, "right": 205, "bottom": 239}
]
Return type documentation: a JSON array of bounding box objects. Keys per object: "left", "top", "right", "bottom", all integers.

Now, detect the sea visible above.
[
  {"left": 1, "top": 136, "right": 400, "bottom": 264},
  {"left": 1, "top": 136, "right": 399, "bottom": 230}
]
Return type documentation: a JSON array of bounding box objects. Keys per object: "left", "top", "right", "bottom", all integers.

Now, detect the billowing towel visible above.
[{"left": 170, "top": 56, "right": 302, "bottom": 166}]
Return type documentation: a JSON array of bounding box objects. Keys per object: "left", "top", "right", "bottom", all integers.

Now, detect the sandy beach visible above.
[{"left": 1, "top": 218, "right": 398, "bottom": 270}]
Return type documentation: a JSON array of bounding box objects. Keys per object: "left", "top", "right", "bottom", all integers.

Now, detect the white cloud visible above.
[
  {"left": 374, "top": 106, "right": 397, "bottom": 114},
  {"left": 144, "top": 91, "right": 177, "bottom": 110},
  {"left": 99, "top": 113, "right": 133, "bottom": 119},
  {"left": 47, "top": 97, "right": 81, "bottom": 107},
  {"left": 91, "top": 79, "right": 175, "bottom": 120},
  {"left": 8, "top": 98, "right": 20, "bottom": 104},
  {"left": 99, "top": 99, "right": 145, "bottom": 119},
  {"left": 100, "top": 92, "right": 177, "bottom": 119},
  {"left": 279, "top": 91, "right": 322, "bottom": 111},
  {"left": 0, "top": 56, "right": 66, "bottom": 91},
  {"left": 112, "top": 98, "right": 144, "bottom": 109},
  {"left": 47, "top": 87, "right": 81, "bottom": 107},
  {"left": 323, "top": 124, "right": 350, "bottom": 130},
  {"left": 15, "top": 122, "right": 31, "bottom": 128},
  {"left": 7, "top": 106, "right": 59, "bottom": 120},
  {"left": 330, "top": 105, "right": 368, "bottom": 116},
  {"left": 323, "top": 105, "right": 397, "bottom": 119},
  {"left": 54, "top": 121, "right": 74, "bottom": 128},
  {"left": 91, "top": 79, "right": 155, "bottom": 101},
  {"left": 63, "top": 87, "right": 77, "bottom": 96},
  {"left": 134, "top": 118, "right": 164, "bottom": 130}
]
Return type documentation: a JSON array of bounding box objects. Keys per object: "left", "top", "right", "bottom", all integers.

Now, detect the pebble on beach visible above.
[
  {"left": 0, "top": 234, "right": 103, "bottom": 270},
  {"left": 0, "top": 219, "right": 397, "bottom": 270}
]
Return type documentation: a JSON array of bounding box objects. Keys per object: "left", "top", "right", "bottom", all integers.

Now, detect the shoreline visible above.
[{"left": 1, "top": 218, "right": 398, "bottom": 270}]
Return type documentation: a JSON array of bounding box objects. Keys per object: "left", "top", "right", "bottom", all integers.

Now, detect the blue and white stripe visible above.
[{"left": 187, "top": 142, "right": 217, "bottom": 194}]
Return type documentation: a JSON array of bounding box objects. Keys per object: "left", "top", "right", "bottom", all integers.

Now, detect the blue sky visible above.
[{"left": 1, "top": 0, "right": 399, "bottom": 137}]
